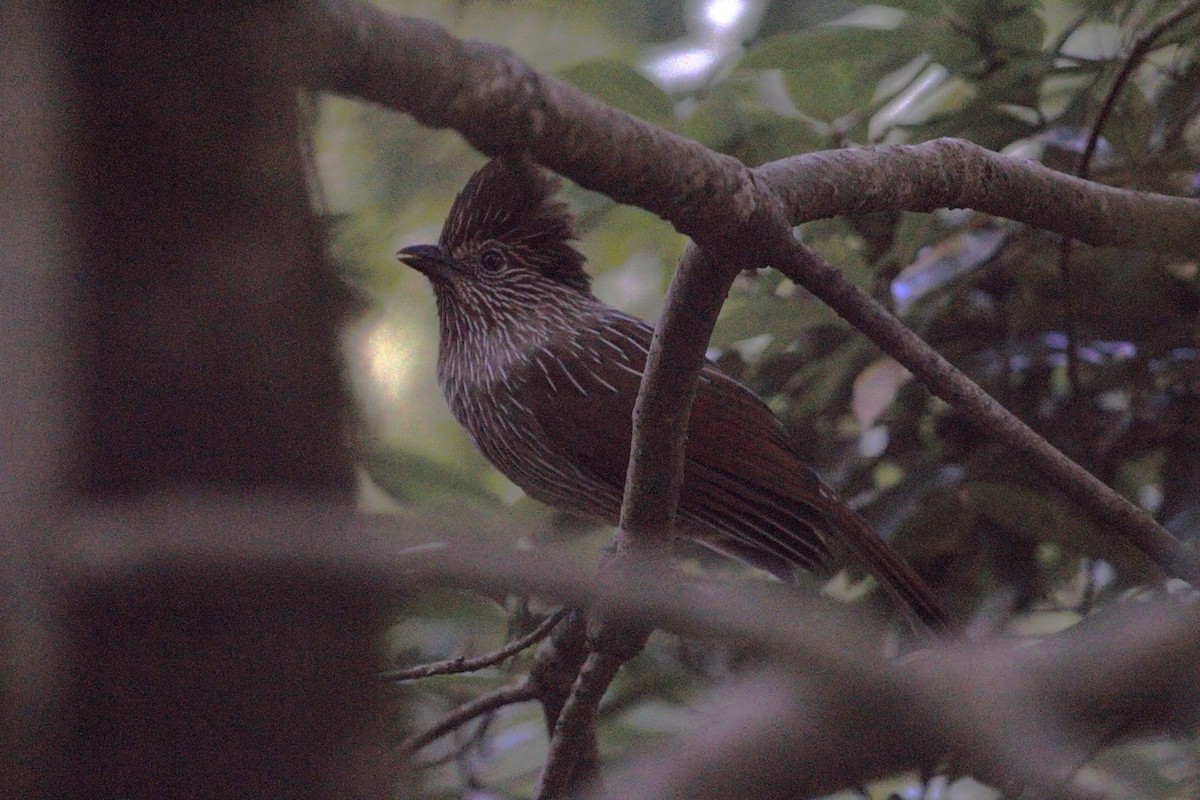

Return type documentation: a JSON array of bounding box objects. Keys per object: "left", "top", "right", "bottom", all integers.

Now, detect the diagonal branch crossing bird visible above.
[{"left": 399, "top": 156, "right": 951, "bottom": 634}]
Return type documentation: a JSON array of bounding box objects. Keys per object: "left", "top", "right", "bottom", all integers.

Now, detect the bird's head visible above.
[{"left": 398, "top": 157, "right": 592, "bottom": 314}]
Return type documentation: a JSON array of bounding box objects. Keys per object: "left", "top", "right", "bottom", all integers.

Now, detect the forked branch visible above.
[
  {"left": 299, "top": 0, "right": 1200, "bottom": 585},
  {"left": 290, "top": 3, "right": 1200, "bottom": 794}
]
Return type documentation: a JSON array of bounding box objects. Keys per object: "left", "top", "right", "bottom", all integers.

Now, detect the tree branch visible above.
[
  {"left": 533, "top": 652, "right": 624, "bottom": 800},
  {"left": 1056, "top": 0, "right": 1200, "bottom": 468},
  {"left": 302, "top": 1, "right": 1200, "bottom": 256},
  {"left": 754, "top": 138, "right": 1200, "bottom": 253},
  {"left": 381, "top": 608, "right": 567, "bottom": 682},
  {"left": 300, "top": 0, "right": 753, "bottom": 241},
  {"left": 528, "top": 610, "right": 591, "bottom": 734},
  {"left": 62, "top": 495, "right": 1200, "bottom": 794},
  {"left": 599, "top": 594, "right": 1200, "bottom": 800},
  {"left": 534, "top": 242, "right": 760, "bottom": 799},
  {"left": 399, "top": 679, "right": 537, "bottom": 755},
  {"left": 768, "top": 241, "right": 1200, "bottom": 583},
  {"left": 615, "top": 242, "right": 769, "bottom": 554},
  {"left": 297, "top": 0, "right": 1200, "bottom": 586}
]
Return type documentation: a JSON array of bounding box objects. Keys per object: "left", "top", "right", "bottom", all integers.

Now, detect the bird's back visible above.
[{"left": 445, "top": 306, "right": 835, "bottom": 579}]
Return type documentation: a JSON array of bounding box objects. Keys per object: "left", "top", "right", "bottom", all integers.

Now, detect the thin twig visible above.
[
  {"left": 382, "top": 609, "right": 568, "bottom": 682},
  {"left": 1057, "top": 0, "right": 1200, "bottom": 467},
  {"left": 407, "top": 708, "right": 495, "bottom": 771},
  {"left": 400, "top": 679, "right": 538, "bottom": 754},
  {"left": 1077, "top": 1, "right": 1200, "bottom": 183}
]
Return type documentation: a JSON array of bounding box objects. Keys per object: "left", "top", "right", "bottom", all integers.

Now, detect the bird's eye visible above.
[{"left": 479, "top": 248, "right": 505, "bottom": 273}]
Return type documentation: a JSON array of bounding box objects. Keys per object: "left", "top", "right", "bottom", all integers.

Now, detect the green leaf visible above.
[
  {"left": 921, "top": 22, "right": 981, "bottom": 69},
  {"left": 967, "top": 482, "right": 1155, "bottom": 582},
  {"left": 991, "top": 5, "right": 1046, "bottom": 51},
  {"left": 803, "top": 219, "right": 874, "bottom": 287},
  {"left": 743, "top": 28, "right": 897, "bottom": 70},
  {"left": 735, "top": 109, "right": 828, "bottom": 163},
  {"left": 877, "top": 0, "right": 945, "bottom": 13},
  {"left": 1104, "top": 83, "right": 1155, "bottom": 163},
  {"left": 559, "top": 58, "right": 674, "bottom": 124},
  {"left": 785, "top": 337, "right": 873, "bottom": 419},
  {"left": 780, "top": 61, "right": 880, "bottom": 121},
  {"left": 880, "top": 211, "right": 936, "bottom": 268},
  {"left": 713, "top": 293, "right": 838, "bottom": 353},
  {"left": 903, "top": 101, "right": 1034, "bottom": 151},
  {"left": 977, "top": 56, "right": 1045, "bottom": 106},
  {"left": 358, "top": 436, "right": 500, "bottom": 507},
  {"left": 748, "top": 27, "right": 926, "bottom": 121},
  {"left": 680, "top": 82, "right": 742, "bottom": 151},
  {"left": 680, "top": 82, "right": 826, "bottom": 163}
]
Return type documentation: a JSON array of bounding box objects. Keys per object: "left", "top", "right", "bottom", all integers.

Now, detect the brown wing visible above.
[
  {"left": 522, "top": 312, "right": 831, "bottom": 569},
  {"left": 522, "top": 311, "right": 951, "bottom": 633},
  {"left": 514, "top": 317, "right": 643, "bottom": 517}
]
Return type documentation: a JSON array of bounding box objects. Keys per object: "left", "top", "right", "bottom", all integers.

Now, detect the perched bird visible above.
[{"left": 399, "top": 156, "right": 950, "bottom": 633}]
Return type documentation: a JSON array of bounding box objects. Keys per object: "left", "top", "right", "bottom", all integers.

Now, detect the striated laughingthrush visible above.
[{"left": 399, "top": 157, "right": 950, "bottom": 633}]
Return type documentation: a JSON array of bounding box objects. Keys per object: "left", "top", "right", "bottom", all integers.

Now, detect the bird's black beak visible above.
[{"left": 397, "top": 243, "right": 459, "bottom": 281}]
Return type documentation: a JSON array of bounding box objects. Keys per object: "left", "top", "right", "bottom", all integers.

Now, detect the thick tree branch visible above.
[
  {"left": 300, "top": 0, "right": 754, "bottom": 241},
  {"left": 755, "top": 139, "right": 1200, "bottom": 253},
  {"left": 301, "top": 0, "right": 1200, "bottom": 256}
]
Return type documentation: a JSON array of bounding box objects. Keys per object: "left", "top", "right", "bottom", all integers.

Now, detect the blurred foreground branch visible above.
[
  {"left": 61, "top": 496, "right": 1200, "bottom": 797},
  {"left": 602, "top": 586, "right": 1200, "bottom": 800}
]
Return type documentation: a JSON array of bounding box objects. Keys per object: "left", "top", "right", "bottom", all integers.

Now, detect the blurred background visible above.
[{"left": 323, "top": 1, "right": 1200, "bottom": 796}]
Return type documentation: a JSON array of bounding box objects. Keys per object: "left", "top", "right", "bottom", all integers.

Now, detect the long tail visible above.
[{"left": 820, "top": 496, "right": 953, "bottom": 636}]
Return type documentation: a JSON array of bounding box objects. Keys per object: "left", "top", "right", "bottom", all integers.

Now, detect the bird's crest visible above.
[{"left": 439, "top": 156, "right": 590, "bottom": 294}]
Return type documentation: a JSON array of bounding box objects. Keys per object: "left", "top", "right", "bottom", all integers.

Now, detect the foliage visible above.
[{"left": 320, "top": 1, "right": 1200, "bottom": 797}]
